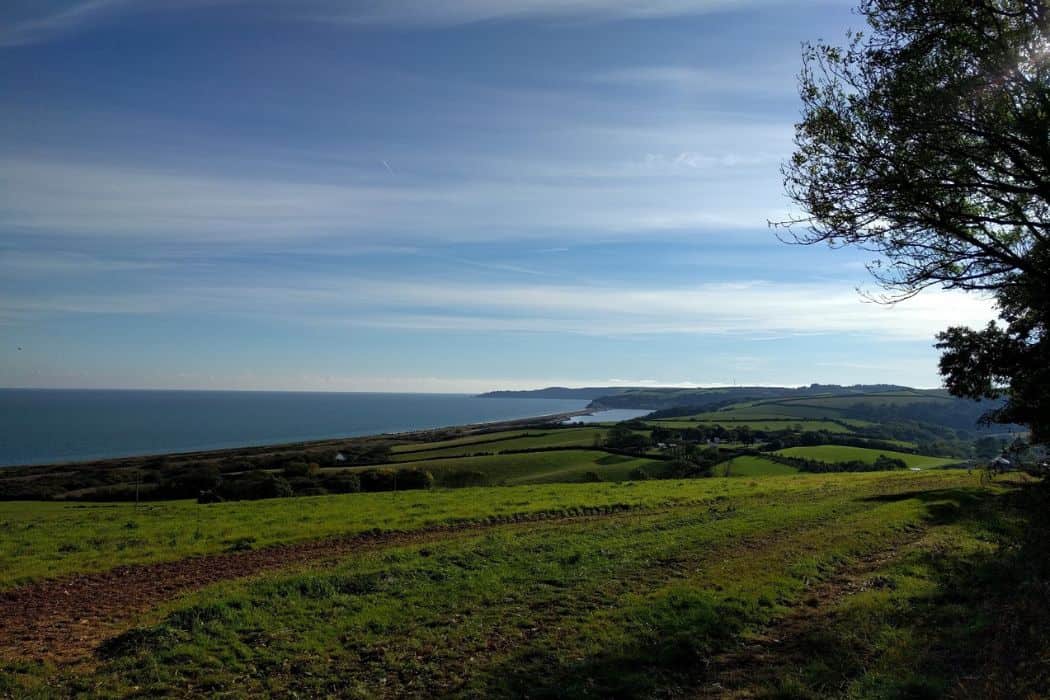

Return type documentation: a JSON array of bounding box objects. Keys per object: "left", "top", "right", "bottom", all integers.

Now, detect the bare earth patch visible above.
[{"left": 0, "top": 506, "right": 635, "bottom": 665}]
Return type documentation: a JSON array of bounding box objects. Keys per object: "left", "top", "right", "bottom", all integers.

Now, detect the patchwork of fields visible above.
[
  {"left": 716, "top": 454, "right": 799, "bottom": 476},
  {"left": 3, "top": 387, "right": 1037, "bottom": 697},
  {"left": 774, "top": 445, "right": 958, "bottom": 469},
  {"left": 357, "top": 450, "right": 664, "bottom": 485}
]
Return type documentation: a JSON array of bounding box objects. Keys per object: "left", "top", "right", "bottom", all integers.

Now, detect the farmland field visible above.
[
  {"left": 2, "top": 469, "right": 1046, "bottom": 698},
  {"left": 716, "top": 455, "right": 799, "bottom": 476},
  {"left": 0, "top": 385, "right": 1041, "bottom": 698},
  {"left": 774, "top": 445, "right": 960, "bottom": 469},
  {"left": 390, "top": 430, "right": 529, "bottom": 453},
  {"left": 390, "top": 428, "right": 607, "bottom": 461},
  {"left": 684, "top": 421, "right": 856, "bottom": 432},
  {"left": 361, "top": 450, "right": 664, "bottom": 485}
]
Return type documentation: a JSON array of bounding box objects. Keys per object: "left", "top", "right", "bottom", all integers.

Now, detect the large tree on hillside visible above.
[{"left": 780, "top": 0, "right": 1050, "bottom": 443}]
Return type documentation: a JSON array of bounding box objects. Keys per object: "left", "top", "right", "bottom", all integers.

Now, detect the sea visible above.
[
  {"left": 0, "top": 389, "right": 593, "bottom": 467},
  {"left": 563, "top": 409, "right": 651, "bottom": 424}
]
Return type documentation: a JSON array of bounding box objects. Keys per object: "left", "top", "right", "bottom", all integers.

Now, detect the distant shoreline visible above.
[{"left": 2, "top": 408, "right": 595, "bottom": 472}]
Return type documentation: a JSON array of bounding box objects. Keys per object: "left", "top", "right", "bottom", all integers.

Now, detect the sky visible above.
[{"left": 0, "top": 0, "right": 997, "bottom": 393}]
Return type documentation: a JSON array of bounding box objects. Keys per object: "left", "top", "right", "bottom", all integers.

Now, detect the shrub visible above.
[
  {"left": 628, "top": 467, "right": 651, "bottom": 481},
  {"left": 358, "top": 468, "right": 433, "bottom": 492},
  {"left": 667, "top": 459, "right": 714, "bottom": 479},
  {"left": 283, "top": 461, "right": 319, "bottom": 478},
  {"left": 218, "top": 471, "right": 293, "bottom": 501},
  {"left": 874, "top": 455, "right": 909, "bottom": 470},
  {"left": 397, "top": 468, "right": 434, "bottom": 490},
  {"left": 320, "top": 471, "right": 361, "bottom": 494},
  {"left": 158, "top": 464, "right": 222, "bottom": 499},
  {"left": 286, "top": 476, "right": 327, "bottom": 496},
  {"left": 358, "top": 469, "right": 398, "bottom": 492}
]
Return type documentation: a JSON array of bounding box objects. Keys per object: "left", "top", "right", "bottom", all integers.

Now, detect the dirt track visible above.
[
  {"left": 696, "top": 538, "right": 919, "bottom": 698},
  {"left": 0, "top": 505, "right": 636, "bottom": 665}
]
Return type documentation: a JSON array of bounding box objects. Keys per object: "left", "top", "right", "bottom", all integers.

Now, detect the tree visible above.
[
  {"left": 605, "top": 423, "right": 651, "bottom": 453},
  {"left": 781, "top": 0, "right": 1050, "bottom": 442},
  {"left": 975, "top": 435, "right": 1006, "bottom": 459}
]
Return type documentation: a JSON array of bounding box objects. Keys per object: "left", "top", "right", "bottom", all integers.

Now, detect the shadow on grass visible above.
[
  {"left": 768, "top": 482, "right": 1050, "bottom": 699},
  {"left": 859, "top": 486, "right": 1001, "bottom": 526},
  {"left": 474, "top": 588, "right": 753, "bottom": 699},
  {"left": 478, "top": 485, "right": 1046, "bottom": 699}
]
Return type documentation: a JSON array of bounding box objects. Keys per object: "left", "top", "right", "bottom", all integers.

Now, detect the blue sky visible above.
[{"left": 0, "top": 0, "right": 995, "bottom": 392}]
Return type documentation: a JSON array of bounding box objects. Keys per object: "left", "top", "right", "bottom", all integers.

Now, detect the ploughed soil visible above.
[{"left": 0, "top": 505, "right": 633, "bottom": 665}]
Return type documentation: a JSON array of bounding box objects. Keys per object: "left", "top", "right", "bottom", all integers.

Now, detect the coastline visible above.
[{"left": 3, "top": 407, "right": 595, "bottom": 472}]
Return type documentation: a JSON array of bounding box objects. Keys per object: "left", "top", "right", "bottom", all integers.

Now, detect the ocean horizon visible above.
[{"left": 0, "top": 389, "right": 591, "bottom": 467}]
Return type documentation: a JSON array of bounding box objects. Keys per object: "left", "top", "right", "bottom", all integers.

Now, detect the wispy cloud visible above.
[
  {"left": 316, "top": 0, "right": 799, "bottom": 27},
  {"left": 592, "top": 65, "right": 796, "bottom": 97},
  {"left": 1, "top": 0, "right": 824, "bottom": 46},
  {"left": 1, "top": 276, "right": 998, "bottom": 342},
  {"left": 0, "top": 155, "right": 786, "bottom": 243},
  {"left": 0, "top": 0, "right": 132, "bottom": 47}
]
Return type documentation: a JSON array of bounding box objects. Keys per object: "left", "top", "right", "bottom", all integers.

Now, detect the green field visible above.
[
  {"left": 390, "top": 430, "right": 528, "bottom": 453},
  {"left": 2, "top": 474, "right": 685, "bottom": 588},
  {"left": 391, "top": 428, "right": 607, "bottom": 462},
  {"left": 774, "top": 444, "right": 959, "bottom": 468},
  {"left": 363, "top": 450, "right": 663, "bottom": 486},
  {"left": 4, "top": 470, "right": 1047, "bottom": 698},
  {"left": 690, "top": 405, "right": 844, "bottom": 420},
  {"left": 716, "top": 455, "right": 799, "bottom": 476},
  {"left": 0, "top": 384, "right": 1040, "bottom": 697},
  {"left": 691, "top": 419, "right": 852, "bottom": 433},
  {"left": 779, "top": 393, "right": 953, "bottom": 409},
  {"left": 684, "top": 391, "right": 955, "bottom": 424}
]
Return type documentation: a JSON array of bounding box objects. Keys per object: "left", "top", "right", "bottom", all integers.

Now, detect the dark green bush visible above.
[
  {"left": 628, "top": 467, "right": 651, "bottom": 481},
  {"left": 282, "top": 461, "right": 319, "bottom": 478},
  {"left": 218, "top": 471, "right": 293, "bottom": 501},
  {"left": 396, "top": 468, "right": 434, "bottom": 490},
  {"left": 358, "top": 469, "right": 398, "bottom": 492},
  {"left": 158, "top": 464, "right": 222, "bottom": 499},
  {"left": 358, "top": 468, "right": 433, "bottom": 492},
  {"left": 320, "top": 471, "right": 361, "bottom": 494}
]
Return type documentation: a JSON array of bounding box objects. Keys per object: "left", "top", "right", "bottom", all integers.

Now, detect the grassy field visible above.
[
  {"left": 780, "top": 394, "right": 953, "bottom": 409},
  {"left": 5, "top": 469, "right": 1047, "bottom": 698},
  {"left": 774, "top": 445, "right": 959, "bottom": 469},
  {"left": 716, "top": 455, "right": 799, "bottom": 477},
  {"left": 686, "top": 392, "right": 953, "bottom": 424},
  {"left": 365, "top": 450, "right": 663, "bottom": 485},
  {"left": 674, "top": 419, "right": 854, "bottom": 433},
  {"left": 390, "top": 428, "right": 607, "bottom": 462},
  {"left": 390, "top": 430, "right": 528, "bottom": 453},
  {"left": 691, "top": 405, "right": 845, "bottom": 420},
  {"left": 1, "top": 475, "right": 711, "bottom": 588},
  {"left": 3, "top": 384, "right": 1036, "bottom": 697}
]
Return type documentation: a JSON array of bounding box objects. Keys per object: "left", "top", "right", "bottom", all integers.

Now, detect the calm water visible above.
[
  {"left": 564, "top": 409, "right": 652, "bottom": 424},
  {"left": 0, "top": 390, "right": 590, "bottom": 467}
]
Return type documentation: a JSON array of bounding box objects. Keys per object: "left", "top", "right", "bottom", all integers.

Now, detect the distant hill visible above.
[
  {"left": 588, "top": 385, "right": 917, "bottom": 410},
  {"left": 481, "top": 384, "right": 914, "bottom": 410},
  {"left": 477, "top": 387, "right": 637, "bottom": 400},
  {"left": 481, "top": 384, "right": 1008, "bottom": 434}
]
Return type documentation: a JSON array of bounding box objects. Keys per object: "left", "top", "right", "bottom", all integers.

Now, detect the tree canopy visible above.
[{"left": 781, "top": 0, "right": 1050, "bottom": 443}]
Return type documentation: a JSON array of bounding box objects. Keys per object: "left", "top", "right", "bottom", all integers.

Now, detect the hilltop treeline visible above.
[{"left": 756, "top": 451, "right": 910, "bottom": 474}]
